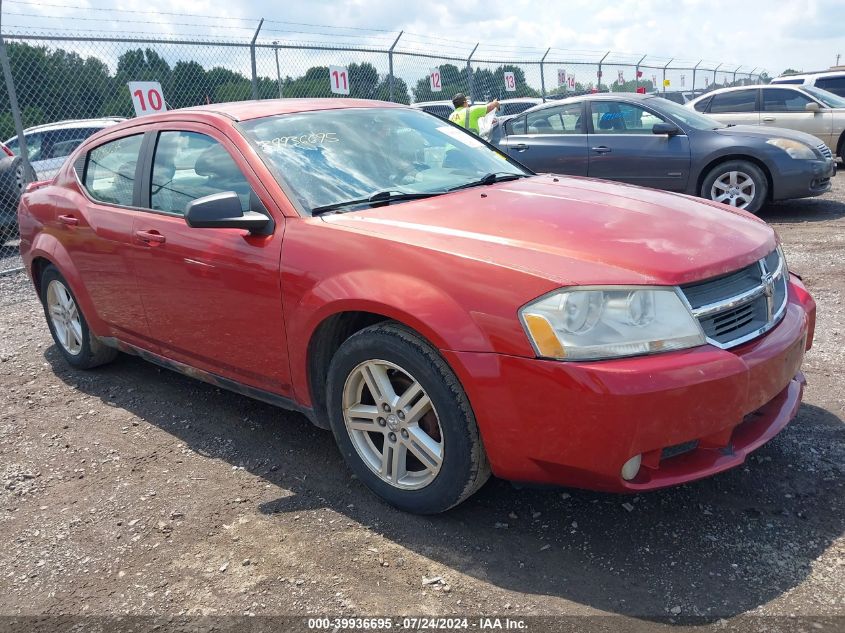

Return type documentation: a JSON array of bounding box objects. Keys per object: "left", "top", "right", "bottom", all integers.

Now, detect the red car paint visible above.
[{"left": 18, "top": 99, "right": 816, "bottom": 492}]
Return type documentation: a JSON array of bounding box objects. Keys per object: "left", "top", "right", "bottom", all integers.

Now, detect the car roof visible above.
[
  {"left": 178, "top": 98, "right": 403, "bottom": 122},
  {"left": 499, "top": 97, "right": 542, "bottom": 103},
  {"left": 774, "top": 70, "right": 845, "bottom": 81}
]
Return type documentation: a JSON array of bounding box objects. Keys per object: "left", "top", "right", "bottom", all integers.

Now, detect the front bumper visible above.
[
  {"left": 772, "top": 157, "right": 836, "bottom": 201},
  {"left": 443, "top": 276, "right": 816, "bottom": 492}
]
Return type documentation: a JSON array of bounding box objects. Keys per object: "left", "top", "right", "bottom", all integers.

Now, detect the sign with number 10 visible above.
[
  {"left": 503, "top": 71, "right": 516, "bottom": 92},
  {"left": 329, "top": 66, "right": 350, "bottom": 95},
  {"left": 127, "top": 81, "right": 166, "bottom": 117},
  {"left": 429, "top": 68, "right": 442, "bottom": 92}
]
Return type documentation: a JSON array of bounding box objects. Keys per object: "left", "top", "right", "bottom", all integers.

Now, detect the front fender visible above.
[{"left": 286, "top": 269, "right": 495, "bottom": 406}]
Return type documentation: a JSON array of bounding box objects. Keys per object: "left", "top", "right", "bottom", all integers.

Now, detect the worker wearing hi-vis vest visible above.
[{"left": 448, "top": 93, "right": 500, "bottom": 134}]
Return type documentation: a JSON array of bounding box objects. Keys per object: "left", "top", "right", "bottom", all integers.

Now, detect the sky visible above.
[{"left": 2, "top": 0, "right": 843, "bottom": 78}]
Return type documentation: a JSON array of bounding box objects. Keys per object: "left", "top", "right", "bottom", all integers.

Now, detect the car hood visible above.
[
  {"left": 321, "top": 175, "right": 776, "bottom": 287},
  {"left": 715, "top": 124, "right": 827, "bottom": 147}
]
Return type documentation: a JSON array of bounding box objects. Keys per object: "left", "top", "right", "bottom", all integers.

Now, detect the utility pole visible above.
[{"left": 837, "top": 53, "right": 841, "bottom": 68}]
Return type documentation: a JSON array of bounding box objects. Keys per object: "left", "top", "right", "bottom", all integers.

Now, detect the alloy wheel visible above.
[
  {"left": 710, "top": 170, "right": 755, "bottom": 209},
  {"left": 342, "top": 359, "right": 443, "bottom": 490},
  {"left": 46, "top": 279, "right": 83, "bottom": 355}
]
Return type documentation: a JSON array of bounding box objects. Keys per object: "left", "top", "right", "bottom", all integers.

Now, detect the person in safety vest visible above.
[{"left": 448, "top": 93, "right": 499, "bottom": 134}]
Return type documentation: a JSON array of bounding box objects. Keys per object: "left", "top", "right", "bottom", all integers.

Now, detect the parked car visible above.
[
  {"left": 4, "top": 117, "right": 126, "bottom": 181},
  {"left": 410, "top": 100, "right": 454, "bottom": 120},
  {"left": 19, "top": 99, "right": 816, "bottom": 513},
  {"left": 491, "top": 93, "right": 836, "bottom": 213},
  {"left": 649, "top": 90, "right": 696, "bottom": 104},
  {"left": 687, "top": 85, "right": 845, "bottom": 158},
  {"left": 1, "top": 118, "right": 125, "bottom": 232},
  {"left": 772, "top": 70, "right": 845, "bottom": 98}
]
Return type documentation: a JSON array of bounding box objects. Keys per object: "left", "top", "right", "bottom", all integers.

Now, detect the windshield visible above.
[
  {"left": 644, "top": 96, "right": 726, "bottom": 130},
  {"left": 802, "top": 85, "right": 845, "bottom": 108},
  {"left": 239, "top": 107, "right": 529, "bottom": 214}
]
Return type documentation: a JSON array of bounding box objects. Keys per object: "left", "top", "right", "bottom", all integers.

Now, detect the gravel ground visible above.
[{"left": 0, "top": 175, "right": 843, "bottom": 627}]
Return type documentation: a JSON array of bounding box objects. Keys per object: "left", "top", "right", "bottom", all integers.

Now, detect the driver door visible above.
[
  {"left": 129, "top": 125, "right": 292, "bottom": 395},
  {"left": 586, "top": 100, "right": 690, "bottom": 191}
]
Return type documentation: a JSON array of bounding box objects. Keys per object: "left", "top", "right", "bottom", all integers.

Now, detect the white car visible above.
[
  {"left": 687, "top": 84, "right": 845, "bottom": 157},
  {"left": 4, "top": 117, "right": 125, "bottom": 181},
  {"left": 772, "top": 70, "right": 845, "bottom": 98}
]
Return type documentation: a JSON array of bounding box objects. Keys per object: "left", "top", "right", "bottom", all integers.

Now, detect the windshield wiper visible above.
[
  {"left": 447, "top": 172, "right": 528, "bottom": 192},
  {"left": 311, "top": 190, "right": 444, "bottom": 216}
]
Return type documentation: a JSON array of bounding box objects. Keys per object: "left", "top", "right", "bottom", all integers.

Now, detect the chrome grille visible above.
[
  {"left": 818, "top": 143, "right": 833, "bottom": 159},
  {"left": 681, "top": 249, "right": 788, "bottom": 349}
]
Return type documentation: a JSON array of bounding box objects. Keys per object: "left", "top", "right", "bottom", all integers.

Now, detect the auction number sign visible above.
[
  {"left": 429, "top": 68, "right": 442, "bottom": 92},
  {"left": 329, "top": 66, "right": 350, "bottom": 95},
  {"left": 558, "top": 69, "right": 575, "bottom": 91},
  {"left": 128, "top": 81, "right": 166, "bottom": 117},
  {"left": 504, "top": 71, "right": 516, "bottom": 92}
]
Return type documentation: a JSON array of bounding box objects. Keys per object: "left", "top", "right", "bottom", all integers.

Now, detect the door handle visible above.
[
  {"left": 513, "top": 143, "right": 529, "bottom": 151},
  {"left": 135, "top": 229, "right": 166, "bottom": 245},
  {"left": 57, "top": 214, "right": 78, "bottom": 226},
  {"left": 591, "top": 146, "right": 612, "bottom": 154},
  {"left": 762, "top": 117, "right": 776, "bottom": 122}
]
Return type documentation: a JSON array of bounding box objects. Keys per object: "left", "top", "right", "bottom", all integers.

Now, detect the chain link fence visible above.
[{"left": 0, "top": 28, "right": 765, "bottom": 272}]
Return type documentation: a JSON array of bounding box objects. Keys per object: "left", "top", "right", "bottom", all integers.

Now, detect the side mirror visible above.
[
  {"left": 185, "top": 190, "right": 273, "bottom": 236},
  {"left": 805, "top": 102, "right": 821, "bottom": 113},
  {"left": 652, "top": 122, "right": 681, "bottom": 136}
]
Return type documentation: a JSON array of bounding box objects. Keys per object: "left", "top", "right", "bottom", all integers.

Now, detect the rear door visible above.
[
  {"left": 498, "top": 103, "right": 588, "bottom": 175},
  {"left": 760, "top": 88, "right": 833, "bottom": 149},
  {"left": 586, "top": 100, "right": 690, "bottom": 191},
  {"left": 703, "top": 88, "right": 760, "bottom": 126},
  {"left": 128, "top": 125, "right": 292, "bottom": 395},
  {"left": 65, "top": 132, "right": 151, "bottom": 347}
]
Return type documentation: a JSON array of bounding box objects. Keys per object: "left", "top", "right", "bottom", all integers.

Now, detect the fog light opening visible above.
[{"left": 621, "top": 454, "right": 642, "bottom": 481}]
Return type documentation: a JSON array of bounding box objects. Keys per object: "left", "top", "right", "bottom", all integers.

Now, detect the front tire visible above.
[
  {"left": 40, "top": 265, "right": 118, "bottom": 369},
  {"left": 700, "top": 160, "right": 767, "bottom": 214},
  {"left": 326, "top": 322, "right": 490, "bottom": 514}
]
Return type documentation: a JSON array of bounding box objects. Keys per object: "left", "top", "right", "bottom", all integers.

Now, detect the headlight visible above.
[
  {"left": 520, "top": 287, "right": 706, "bottom": 361},
  {"left": 766, "top": 138, "right": 816, "bottom": 160}
]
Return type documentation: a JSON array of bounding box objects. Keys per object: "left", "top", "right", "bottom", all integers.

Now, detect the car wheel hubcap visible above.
[
  {"left": 46, "top": 280, "right": 83, "bottom": 355},
  {"left": 342, "top": 359, "right": 443, "bottom": 490},
  {"left": 711, "top": 171, "right": 755, "bottom": 209}
]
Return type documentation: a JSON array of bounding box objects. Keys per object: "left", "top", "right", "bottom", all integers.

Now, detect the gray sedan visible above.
[{"left": 490, "top": 93, "right": 836, "bottom": 213}]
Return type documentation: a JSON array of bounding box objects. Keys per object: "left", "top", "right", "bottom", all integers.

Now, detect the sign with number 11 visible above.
[{"left": 329, "top": 66, "right": 350, "bottom": 95}]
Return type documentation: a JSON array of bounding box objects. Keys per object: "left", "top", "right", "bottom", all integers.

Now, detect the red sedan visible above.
[{"left": 18, "top": 99, "right": 816, "bottom": 513}]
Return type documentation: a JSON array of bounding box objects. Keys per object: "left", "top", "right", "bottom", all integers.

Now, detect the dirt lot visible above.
[{"left": 0, "top": 174, "right": 843, "bottom": 627}]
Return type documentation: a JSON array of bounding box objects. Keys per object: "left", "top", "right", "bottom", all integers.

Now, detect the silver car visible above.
[
  {"left": 687, "top": 85, "right": 845, "bottom": 157},
  {"left": 4, "top": 117, "right": 125, "bottom": 181}
]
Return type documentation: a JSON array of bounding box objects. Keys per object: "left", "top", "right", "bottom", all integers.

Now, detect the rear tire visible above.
[
  {"left": 700, "top": 160, "right": 767, "bottom": 214},
  {"left": 326, "top": 322, "right": 490, "bottom": 514},
  {"left": 40, "top": 265, "right": 118, "bottom": 369}
]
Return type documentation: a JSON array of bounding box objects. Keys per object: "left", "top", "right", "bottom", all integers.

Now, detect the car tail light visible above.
[{"left": 1, "top": 143, "right": 13, "bottom": 157}]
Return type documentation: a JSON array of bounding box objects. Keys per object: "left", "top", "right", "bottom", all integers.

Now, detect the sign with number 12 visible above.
[
  {"left": 504, "top": 71, "right": 516, "bottom": 92},
  {"left": 429, "top": 68, "right": 442, "bottom": 92},
  {"left": 329, "top": 66, "right": 350, "bottom": 95},
  {"left": 127, "top": 81, "right": 166, "bottom": 117}
]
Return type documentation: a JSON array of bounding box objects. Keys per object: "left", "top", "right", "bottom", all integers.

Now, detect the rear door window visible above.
[
  {"left": 505, "top": 115, "right": 527, "bottom": 135},
  {"left": 762, "top": 89, "right": 813, "bottom": 112},
  {"left": 83, "top": 134, "right": 144, "bottom": 206},
  {"left": 149, "top": 131, "right": 251, "bottom": 216},
  {"left": 709, "top": 90, "right": 757, "bottom": 113},
  {"left": 815, "top": 76, "right": 845, "bottom": 97},
  {"left": 525, "top": 104, "right": 583, "bottom": 134}
]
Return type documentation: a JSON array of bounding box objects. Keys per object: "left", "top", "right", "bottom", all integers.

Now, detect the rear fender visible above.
[{"left": 26, "top": 232, "right": 108, "bottom": 336}]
